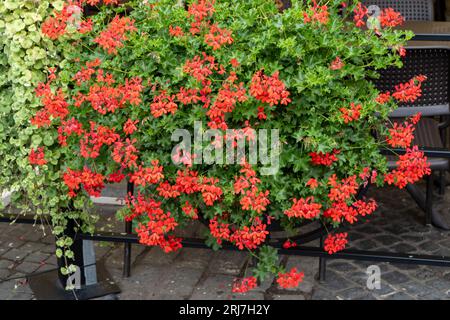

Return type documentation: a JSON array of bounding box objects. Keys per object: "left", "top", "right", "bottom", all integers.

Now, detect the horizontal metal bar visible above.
[
  {"left": 78, "top": 232, "right": 450, "bottom": 267},
  {"left": 279, "top": 246, "right": 450, "bottom": 267},
  {"left": 5, "top": 214, "right": 450, "bottom": 267},
  {"left": 413, "top": 34, "right": 450, "bottom": 41}
]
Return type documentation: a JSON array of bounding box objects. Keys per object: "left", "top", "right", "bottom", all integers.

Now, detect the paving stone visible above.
[
  {"left": 380, "top": 291, "right": 415, "bottom": 300},
  {"left": 0, "top": 269, "right": 11, "bottom": 279},
  {"left": 317, "top": 271, "right": 355, "bottom": 291},
  {"left": 418, "top": 241, "right": 441, "bottom": 253},
  {"left": 0, "top": 260, "right": 14, "bottom": 269},
  {"left": 23, "top": 252, "right": 50, "bottom": 264},
  {"left": 391, "top": 242, "right": 417, "bottom": 253},
  {"left": 354, "top": 239, "right": 379, "bottom": 250},
  {"left": 2, "top": 240, "right": 25, "bottom": 250},
  {"left": 173, "top": 248, "right": 212, "bottom": 270},
  {"left": 399, "top": 281, "right": 435, "bottom": 298},
  {"left": 208, "top": 251, "right": 248, "bottom": 276},
  {"left": 424, "top": 278, "right": 450, "bottom": 292},
  {"left": 347, "top": 232, "right": 365, "bottom": 242},
  {"left": 335, "top": 287, "right": 377, "bottom": 300},
  {"left": 14, "top": 261, "right": 40, "bottom": 274},
  {"left": 327, "top": 261, "right": 358, "bottom": 273},
  {"left": 373, "top": 235, "right": 402, "bottom": 246},
  {"left": 413, "top": 267, "right": 440, "bottom": 281},
  {"left": 285, "top": 256, "right": 317, "bottom": 294},
  {"left": 134, "top": 247, "right": 180, "bottom": 268},
  {"left": 310, "top": 287, "right": 338, "bottom": 300},
  {"left": 190, "top": 274, "right": 263, "bottom": 300},
  {"left": 2, "top": 249, "right": 27, "bottom": 261},
  {"left": 382, "top": 271, "right": 411, "bottom": 285},
  {"left": 140, "top": 266, "right": 203, "bottom": 299},
  {"left": 393, "top": 263, "right": 421, "bottom": 271}
]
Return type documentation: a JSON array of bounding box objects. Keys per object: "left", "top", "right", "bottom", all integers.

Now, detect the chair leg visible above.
[
  {"left": 426, "top": 173, "right": 433, "bottom": 226},
  {"left": 318, "top": 236, "right": 327, "bottom": 282}
]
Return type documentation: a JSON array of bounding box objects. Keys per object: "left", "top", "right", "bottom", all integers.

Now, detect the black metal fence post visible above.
[{"left": 123, "top": 181, "right": 134, "bottom": 278}]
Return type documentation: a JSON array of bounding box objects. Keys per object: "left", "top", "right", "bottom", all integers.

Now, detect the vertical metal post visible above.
[
  {"left": 123, "top": 182, "right": 134, "bottom": 278},
  {"left": 318, "top": 236, "right": 327, "bottom": 282},
  {"left": 426, "top": 173, "right": 434, "bottom": 226}
]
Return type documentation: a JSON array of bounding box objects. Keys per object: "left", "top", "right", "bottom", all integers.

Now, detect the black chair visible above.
[{"left": 373, "top": 46, "right": 450, "bottom": 229}]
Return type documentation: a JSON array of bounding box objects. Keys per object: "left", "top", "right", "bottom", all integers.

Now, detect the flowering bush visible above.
[{"left": 28, "top": 0, "right": 431, "bottom": 291}]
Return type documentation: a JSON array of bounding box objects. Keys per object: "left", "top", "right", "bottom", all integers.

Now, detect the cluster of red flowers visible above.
[
  {"left": 229, "top": 217, "right": 269, "bottom": 250},
  {"left": 63, "top": 167, "right": 105, "bottom": 198},
  {"left": 183, "top": 53, "right": 217, "bottom": 82},
  {"left": 209, "top": 217, "right": 231, "bottom": 245},
  {"left": 306, "top": 178, "right": 319, "bottom": 189},
  {"left": 303, "top": 1, "right": 329, "bottom": 24},
  {"left": 204, "top": 24, "right": 233, "bottom": 50},
  {"left": 125, "top": 192, "right": 182, "bottom": 253},
  {"left": 112, "top": 138, "right": 139, "bottom": 169},
  {"left": 387, "top": 122, "right": 415, "bottom": 148},
  {"left": 324, "top": 232, "right": 348, "bottom": 254},
  {"left": 376, "top": 91, "right": 391, "bottom": 104},
  {"left": 150, "top": 91, "right": 178, "bottom": 118},
  {"left": 94, "top": 16, "right": 137, "bottom": 54},
  {"left": 379, "top": 8, "right": 405, "bottom": 28},
  {"left": 209, "top": 216, "right": 268, "bottom": 250},
  {"left": 41, "top": 2, "right": 96, "bottom": 40},
  {"left": 353, "top": 4, "right": 404, "bottom": 29},
  {"left": 58, "top": 118, "right": 84, "bottom": 146},
  {"left": 250, "top": 71, "right": 291, "bottom": 106},
  {"left": 207, "top": 82, "right": 247, "bottom": 130},
  {"left": 328, "top": 174, "right": 358, "bottom": 202},
  {"left": 392, "top": 75, "right": 426, "bottom": 103},
  {"left": 234, "top": 163, "right": 270, "bottom": 214},
  {"left": 133, "top": 196, "right": 182, "bottom": 253},
  {"left": 309, "top": 149, "right": 340, "bottom": 166},
  {"left": 283, "top": 239, "right": 298, "bottom": 249},
  {"left": 384, "top": 146, "right": 431, "bottom": 188},
  {"left": 284, "top": 197, "right": 322, "bottom": 219},
  {"left": 353, "top": 3, "right": 368, "bottom": 27},
  {"left": 130, "top": 160, "right": 165, "bottom": 186},
  {"left": 232, "top": 276, "right": 258, "bottom": 293},
  {"left": 72, "top": 59, "right": 143, "bottom": 114},
  {"left": 169, "top": 25, "right": 184, "bottom": 37},
  {"left": 276, "top": 268, "right": 304, "bottom": 289},
  {"left": 181, "top": 201, "right": 199, "bottom": 219},
  {"left": 32, "top": 82, "right": 69, "bottom": 128},
  {"left": 330, "top": 57, "right": 344, "bottom": 70},
  {"left": 86, "top": 77, "right": 143, "bottom": 114},
  {"left": 387, "top": 113, "right": 421, "bottom": 148},
  {"left": 29, "top": 147, "right": 47, "bottom": 166},
  {"left": 79, "top": 121, "right": 120, "bottom": 158},
  {"left": 198, "top": 177, "right": 222, "bottom": 206},
  {"left": 340, "top": 102, "right": 362, "bottom": 123},
  {"left": 184, "top": 0, "right": 233, "bottom": 51}
]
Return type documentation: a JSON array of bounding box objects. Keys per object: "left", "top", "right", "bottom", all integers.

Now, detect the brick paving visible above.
[{"left": 1, "top": 184, "right": 450, "bottom": 300}]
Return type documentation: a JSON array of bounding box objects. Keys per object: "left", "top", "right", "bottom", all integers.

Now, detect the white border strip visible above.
[{"left": 90, "top": 196, "right": 125, "bottom": 206}]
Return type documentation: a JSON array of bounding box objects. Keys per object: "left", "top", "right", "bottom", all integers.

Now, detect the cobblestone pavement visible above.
[{"left": 1, "top": 184, "right": 450, "bottom": 300}]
